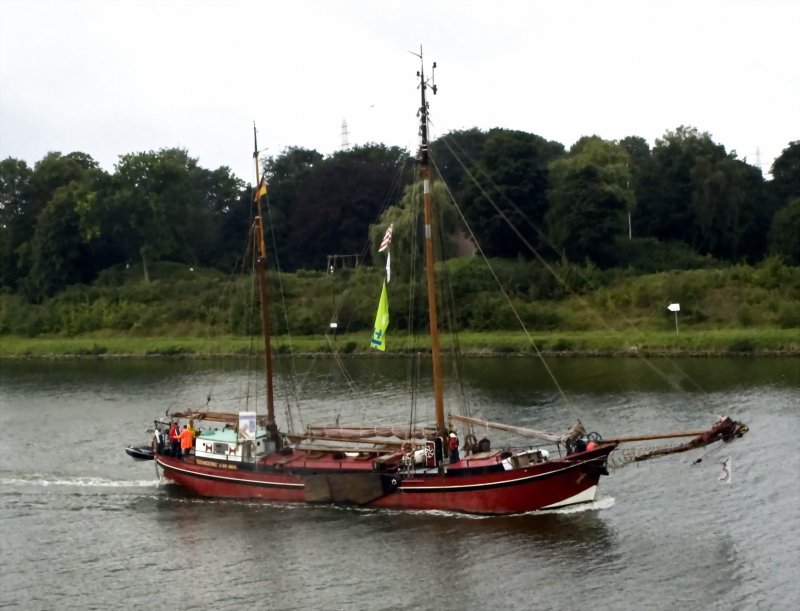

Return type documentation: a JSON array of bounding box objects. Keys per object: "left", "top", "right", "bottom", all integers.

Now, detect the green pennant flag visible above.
[{"left": 370, "top": 281, "right": 389, "bottom": 351}]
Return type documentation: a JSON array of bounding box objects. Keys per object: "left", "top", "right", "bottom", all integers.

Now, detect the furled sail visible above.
[{"left": 449, "top": 414, "right": 586, "bottom": 445}]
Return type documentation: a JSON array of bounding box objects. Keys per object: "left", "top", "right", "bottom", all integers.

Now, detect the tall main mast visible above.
[
  {"left": 415, "top": 51, "right": 445, "bottom": 439},
  {"left": 252, "top": 125, "right": 278, "bottom": 443}
]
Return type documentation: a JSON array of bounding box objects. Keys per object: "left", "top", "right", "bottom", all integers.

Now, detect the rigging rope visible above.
[
  {"left": 437, "top": 134, "right": 718, "bottom": 417},
  {"left": 429, "top": 152, "right": 579, "bottom": 421},
  {"left": 429, "top": 174, "right": 474, "bottom": 423},
  {"left": 197, "top": 211, "right": 259, "bottom": 414},
  {"left": 263, "top": 192, "right": 301, "bottom": 432}
]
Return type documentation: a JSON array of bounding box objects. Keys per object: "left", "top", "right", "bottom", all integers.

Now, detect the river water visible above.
[{"left": 0, "top": 356, "right": 797, "bottom": 610}]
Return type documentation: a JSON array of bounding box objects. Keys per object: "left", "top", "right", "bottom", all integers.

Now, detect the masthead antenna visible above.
[
  {"left": 253, "top": 121, "right": 258, "bottom": 159},
  {"left": 412, "top": 46, "right": 437, "bottom": 165}
]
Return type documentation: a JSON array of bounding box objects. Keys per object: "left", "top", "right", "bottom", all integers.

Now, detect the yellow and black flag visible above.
[{"left": 254, "top": 177, "right": 267, "bottom": 202}]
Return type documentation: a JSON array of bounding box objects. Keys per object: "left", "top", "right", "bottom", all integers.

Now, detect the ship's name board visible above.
[{"left": 196, "top": 458, "right": 238, "bottom": 470}]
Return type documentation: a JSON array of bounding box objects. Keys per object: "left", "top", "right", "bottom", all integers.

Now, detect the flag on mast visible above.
[
  {"left": 370, "top": 281, "right": 389, "bottom": 351},
  {"left": 378, "top": 224, "right": 393, "bottom": 252},
  {"left": 254, "top": 177, "right": 267, "bottom": 202},
  {"left": 379, "top": 223, "right": 393, "bottom": 282}
]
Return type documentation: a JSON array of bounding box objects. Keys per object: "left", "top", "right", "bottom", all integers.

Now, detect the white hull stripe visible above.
[
  {"left": 541, "top": 485, "right": 597, "bottom": 508},
  {"left": 157, "top": 459, "right": 304, "bottom": 488},
  {"left": 402, "top": 460, "right": 592, "bottom": 493}
]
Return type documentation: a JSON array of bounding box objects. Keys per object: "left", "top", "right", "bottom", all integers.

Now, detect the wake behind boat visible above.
[{"left": 129, "top": 52, "right": 747, "bottom": 515}]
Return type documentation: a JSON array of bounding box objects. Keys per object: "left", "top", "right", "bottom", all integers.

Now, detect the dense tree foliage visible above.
[
  {"left": 260, "top": 144, "right": 410, "bottom": 271},
  {"left": 770, "top": 141, "right": 800, "bottom": 206},
  {"left": 447, "top": 129, "right": 565, "bottom": 258},
  {"left": 546, "top": 137, "right": 633, "bottom": 267},
  {"left": 369, "top": 180, "right": 460, "bottom": 281},
  {"left": 0, "top": 157, "right": 33, "bottom": 290},
  {"left": 769, "top": 197, "right": 800, "bottom": 265},
  {"left": 629, "top": 127, "right": 780, "bottom": 263},
  {"left": 0, "top": 128, "right": 793, "bottom": 308}
]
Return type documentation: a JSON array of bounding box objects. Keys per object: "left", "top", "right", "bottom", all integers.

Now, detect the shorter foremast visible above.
[
  {"left": 252, "top": 124, "right": 279, "bottom": 446},
  {"left": 414, "top": 50, "right": 446, "bottom": 441}
]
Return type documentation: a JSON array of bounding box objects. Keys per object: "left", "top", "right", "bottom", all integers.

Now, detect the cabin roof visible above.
[
  {"left": 169, "top": 410, "right": 270, "bottom": 426},
  {"left": 197, "top": 428, "right": 267, "bottom": 443}
]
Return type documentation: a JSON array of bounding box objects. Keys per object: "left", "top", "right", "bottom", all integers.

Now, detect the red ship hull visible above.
[{"left": 155, "top": 445, "right": 615, "bottom": 515}]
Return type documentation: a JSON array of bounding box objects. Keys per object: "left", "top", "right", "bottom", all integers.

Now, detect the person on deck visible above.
[
  {"left": 169, "top": 422, "right": 180, "bottom": 457},
  {"left": 179, "top": 424, "right": 194, "bottom": 458},
  {"left": 448, "top": 432, "right": 460, "bottom": 463},
  {"left": 188, "top": 419, "right": 196, "bottom": 440},
  {"left": 153, "top": 425, "right": 164, "bottom": 455}
]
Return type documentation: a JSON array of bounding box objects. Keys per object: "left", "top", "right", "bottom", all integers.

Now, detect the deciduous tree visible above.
[
  {"left": 459, "top": 129, "right": 564, "bottom": 258},
  {"left": 546, "top": 137, "right": 633, "bottom": 267},
  {"left": 769, "top": 197, "right": 800, "bottom": 264},
  {"left": 0, "top": 158, "right": 32, "bottom": 289},
  {"left": 770, "top": 141, "right": 800, "bottom": 205}
]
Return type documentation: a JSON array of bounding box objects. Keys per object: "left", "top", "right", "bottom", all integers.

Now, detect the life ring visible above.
[{"left": 401, "top": 441, "right": 414, "bottom": 455}]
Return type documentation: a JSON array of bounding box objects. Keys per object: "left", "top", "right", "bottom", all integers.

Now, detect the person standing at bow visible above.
[
  {"left": 179, "top": 424, "right": 194, "bottom": 458},
  {"left": 152, "top": 425, "right": 164, "bottom": 455},
  {"left": 169, "top": 422, "right": 181, "bottom": 457},
  {"left": 448, "top": 432, "right": 460, "bottom": 463}
]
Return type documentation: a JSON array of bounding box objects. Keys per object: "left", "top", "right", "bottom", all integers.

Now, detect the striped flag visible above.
[
  {"left": 378, "top": 224, "right": 393, "bottom": 252},
  {"left": 379, "top": 223, "right": 393, "bottom": 282}
]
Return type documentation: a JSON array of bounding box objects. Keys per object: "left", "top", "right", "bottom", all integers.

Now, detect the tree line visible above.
[{"left": 1, "top": 129, "right": 798, "bottom": 304}]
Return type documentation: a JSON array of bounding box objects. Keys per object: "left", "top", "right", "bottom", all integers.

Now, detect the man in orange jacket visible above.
[{"left": 179, "top": 424, "right": 194, "bottom": 459}]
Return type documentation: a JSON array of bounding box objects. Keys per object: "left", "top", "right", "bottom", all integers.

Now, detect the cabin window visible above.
[{"left": 213, "top": 443, "right": 228, "bottom": 454}]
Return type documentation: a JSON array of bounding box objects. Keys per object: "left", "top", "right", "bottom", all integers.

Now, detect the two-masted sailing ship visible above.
[{"left": 133, "top": 54, "right": 748, "bottom": 515}]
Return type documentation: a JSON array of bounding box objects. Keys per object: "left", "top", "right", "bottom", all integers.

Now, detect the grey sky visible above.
[{"left": 1, "top": 0, "right": 798, "bottom": 184}]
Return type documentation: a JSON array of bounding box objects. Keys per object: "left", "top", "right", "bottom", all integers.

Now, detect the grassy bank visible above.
[
  {"left": 1, "top": 328, "right": 798, "bottom": 359},
  {"left": 1, "top": 259, "right": 798, "bottom": 358}
]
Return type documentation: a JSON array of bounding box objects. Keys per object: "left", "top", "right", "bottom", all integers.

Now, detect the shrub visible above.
[
  {"left": 517, "top": 302, "right": 563, "bottom": 331},
  {"left": 777, "top": 303, "right": 800, "bottom": 329},
  {"left": 551, "top": 338, "right": 573, "bottom": 352},
  {"left": 727, "top": 339, "right": 755, "bottom": 353},
  {"left": 614, "top": 237, "right": 720, "bottom": 273},
  {"left": 75, "top": 343, "right": 108, "bottom": 356},
  {"left": 145, "top": 345, "right": 194, "bottom": 356},
  {"left": 736, "top": 306, "right": 757, "bottom": 327}
]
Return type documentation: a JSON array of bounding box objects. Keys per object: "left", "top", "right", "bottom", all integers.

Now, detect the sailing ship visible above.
[{"left": 138, "top": 54, "right": 748, "bottom": 515}]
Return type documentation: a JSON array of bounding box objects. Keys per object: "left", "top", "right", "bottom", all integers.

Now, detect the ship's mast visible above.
[
  {"left": 415, "top": 50, "right": 445, "bottom": 440},
  {"left": 252, "top": 124, "right": 278, "bottom": 444}
]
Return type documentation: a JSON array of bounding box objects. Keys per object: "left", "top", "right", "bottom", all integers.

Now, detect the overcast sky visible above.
[{"left": 1, "top": 0, "right": 798, "bottom": 184}]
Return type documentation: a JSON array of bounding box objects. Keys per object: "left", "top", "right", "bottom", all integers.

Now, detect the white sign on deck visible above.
[{"left": 238, "top": 411, "right": 256, "bottom": 441}]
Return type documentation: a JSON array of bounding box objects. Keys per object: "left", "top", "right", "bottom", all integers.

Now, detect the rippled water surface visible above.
[{"left": 1, "top": 357, "right": 798, "bottom": 610}]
